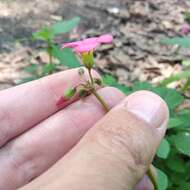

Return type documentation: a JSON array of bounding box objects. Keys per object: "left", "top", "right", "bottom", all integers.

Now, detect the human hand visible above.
[{"left": 0, "top": 68, "right": 169, "bottom": 190}]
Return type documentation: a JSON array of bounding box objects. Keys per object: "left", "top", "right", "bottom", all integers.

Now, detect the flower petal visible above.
[
  {"left": 75, "top": 42, "right": 100, "bottom": 53},
  {"left": 98, "top": 34, "right": 113, "bottom": 44},
  {"left": 82, "top": 37, "right": 99, "bottom": 45},
  {"left": 62, "top": 41, "right": 82, "bottom": 49}
]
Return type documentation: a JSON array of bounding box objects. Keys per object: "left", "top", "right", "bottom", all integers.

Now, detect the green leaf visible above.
[
  {"left": 161, "top": 71, "right": 190, "bottom": 86},
  {"left": 17, "top": 76, "right": 38, "bottom": 84},
  {"left": 184, "top": 12, "right": 190, "bottom": 23},
  {"left": 156, "top": 168, "right": 168, "bottom": 190},
  {"left": 153, "top": 87, "right": 184, "bottom": 110},
  {"left": 102, "top": 75, "right": 118, "bottom": 86},
  {"left": 157, "top": 139, "right": 170, "bottom": 159},
  {"left": 42, "top": 63, "right": 56, "bottom": 75},
  {"left": 177, "top": 182, "right": 190, "bottom": 190},
  {"left": 24, "top": 64, "right": 38, "bottom": 74},
  {"left": 182, "top": 59, "right": 190, "bottom": 67},
  {"left": 33, "top": 27, "right": 53, "bottom": 41},
  {"left": 102, "top": 75, "right": 131, "bottom": 94},
  {"left": 166, "top": 156, "right": 186, "bottom": 173},
  {"left": 168, "top": 117, "right": 184, "bottom": 129},
  {"left": 169, "top": 112, "right": 190, "bottom": 129},
  {"left": 132, "top": 82, "right": 153, "bottom": 91},
  {"left": 52, "top": 17, "right": 80, "bottom": 35},
  {"left": 161, "top": 36, "right": 190, "bottom": 48},
  {"left": 52, "top": 45, "right": 81, "bottom": 68},
  {"left": 174, "top": 132, "right": 190, "bottom": 156}
]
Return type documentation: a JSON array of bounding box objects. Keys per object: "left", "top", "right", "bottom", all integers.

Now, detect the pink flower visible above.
[{"left": 62, "top": 34, "right": 113, "bottom": 53}]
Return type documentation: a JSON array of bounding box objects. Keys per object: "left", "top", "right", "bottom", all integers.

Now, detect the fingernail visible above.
[{"left": 124, "top": 91, "right": 168, "bottom": 128}]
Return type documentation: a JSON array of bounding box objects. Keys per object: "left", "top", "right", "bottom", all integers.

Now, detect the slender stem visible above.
[
  {"left": 147, "top": 166, "right": 158, "bottom": 190},
  {"left": 88, "top": 68, "right": 109, "bottom": 112},
  {"left": 47, "top": 40, "right": 54, "bottom": 75},
  {"left": 91, "top": 89, "right": 110, "bottom": 112},
  {"left": 88, "top": 68, "right": 94, "bottom": 86}
]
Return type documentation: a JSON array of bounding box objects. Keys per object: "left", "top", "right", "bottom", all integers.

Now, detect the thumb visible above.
[{"left": 21, "top": 90, "right": 169, "bottom": 190}]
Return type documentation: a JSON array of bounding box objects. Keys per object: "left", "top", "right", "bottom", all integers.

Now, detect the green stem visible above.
[
  {"left": 147, "top": 166, "right": 158, "bottom": 190},
  {"left": 91, "top": 89, "right": 110, "bottom": 112},
  {"left": 47, "top": 40, "right": 54, "bottom": 75},
  {"left": 88, "top": 68, "right": 109, "bottom": 112},
  {"left": 88, "top": 68, "right": 94, "bottom": 86}
]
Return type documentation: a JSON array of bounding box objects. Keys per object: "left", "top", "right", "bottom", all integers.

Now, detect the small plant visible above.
[
  {"left": 56, "top": 34, "right": 113, "bottom": 110},
  {"left": 56, "top": 34, "right": 159, "bottom": 190},
  {"left": 21, "top": 17, "right": 81, "bottom": 82}
]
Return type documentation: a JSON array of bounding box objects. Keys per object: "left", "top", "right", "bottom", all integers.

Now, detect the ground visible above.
[{"left": 0, "top": 0, "right": 190, "bottom": 90}]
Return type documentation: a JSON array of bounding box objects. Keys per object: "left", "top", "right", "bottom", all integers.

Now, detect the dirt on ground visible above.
[{"left": 0, "top": 0, "right": 190, "bottom": 90}]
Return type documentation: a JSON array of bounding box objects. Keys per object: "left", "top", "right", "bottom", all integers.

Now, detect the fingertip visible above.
[{"left": 120, "top": 90, "right": 169, "bottom": 131}]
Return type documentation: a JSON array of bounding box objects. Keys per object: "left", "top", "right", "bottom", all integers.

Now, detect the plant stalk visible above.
[
  {"left": 88, "top": 68, "right": 94, "bottom": 86},
  {"left": 91, "top": 89, "right": 110, "bottom": 112}
]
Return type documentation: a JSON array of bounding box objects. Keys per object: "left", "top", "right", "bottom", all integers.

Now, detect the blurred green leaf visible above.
[
  {"left": 174, "top": 132, "right": 190, "bottom": 156},
  {"left": 153, "top": 87, "right": 184, "bottom": 110},
  {"left": 131, "top": 82, "right": 153, "bottom": 91},
  {"left": 24, "top": 64, "right": 38, "bottom": 74},
  {"left": 184, "top": 12, "right": 190, "bottom": 23},
  {"left": 52, "top": 45, "right": 81, "bottom": 68},
  {"left": 52, "top": 17, "right": 80, "bottom": 35},
  {"left": 168, "top": 117, "right": 184, "bottom": 129},
  {"left": 161, "top": 36, "right": 190, "bottom": 48},
  {"left": 166, "top": 156, "right": 186, "bottom": 173},
  {"left": 169, "top": 113, "right": 190, "bottom": 129},
  {"left": 182, "top": 59, "right": 190, "bottom": 67},
  {"left": 156, "top": 168, "right": 168, "bottom": 190},
  {"left": 157, "top": 139, "right": 170, "bottom": 159},
  {"left": 102, "top": 75, "right": 131, "bottom": 94},
  {"left": 42, "top": 63, "right": 56, "bottom": 75},
  {"left": 177, "top": 182, "right": 190, "bottom": 190},
  {"left": 33, "top": 27, "right": 53, "bottom": 41},
  {"left": 102, "top": 75, "right": 118, "bottom": 86},
  {"left": 18, "top": 76, "right": 38, "bottom": 84},
  {"left": 161, "top": 71, "right": 190, "bottom": 86}
]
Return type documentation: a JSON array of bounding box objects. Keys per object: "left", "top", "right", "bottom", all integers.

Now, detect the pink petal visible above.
[
  {"left": 74, "top": 42, "right": 100, "bottom": 53},
  {"left": 82, "top": 37, "right": 99, "bottom": 45},
  {"left": 62, "top": 41, "right": 82, "bottom": 49},
  {"left": 97, "top": 34, "right": 113, "bottom": 44}
]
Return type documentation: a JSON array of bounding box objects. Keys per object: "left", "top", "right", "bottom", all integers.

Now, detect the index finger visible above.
[{"left": 0, "top": 68, "right": 100, "bottom": 147}]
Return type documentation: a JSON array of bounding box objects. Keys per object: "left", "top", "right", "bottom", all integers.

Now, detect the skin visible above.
[{"left": 0, "top": 68, "right": 169, "bottom": 190}]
